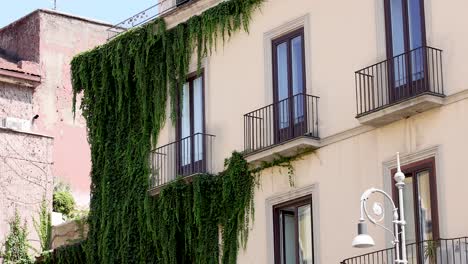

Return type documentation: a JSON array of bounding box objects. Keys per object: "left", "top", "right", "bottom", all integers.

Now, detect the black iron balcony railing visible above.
[
  {"left": 244, "top": 93, "right": 319, "bottom": 154},
  {"left": 341, "top": 237, "right": 468, "bottom": 264},
  {"left": 107, "top": 0, "right": 195, "bottom": 40},
  {"left": 150, "top": 133, "right": 215, "bottom": 189},
  {"left": 355, "top": 46, "right": 444, "bottom": 117}
]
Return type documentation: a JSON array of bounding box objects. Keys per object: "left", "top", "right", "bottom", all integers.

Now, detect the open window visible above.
[
  {"left": 392, "top": 157, "right": 439, "bottom": 262},
  {"left": 273, "top": 196, "right": 314, "bottom": 264}
]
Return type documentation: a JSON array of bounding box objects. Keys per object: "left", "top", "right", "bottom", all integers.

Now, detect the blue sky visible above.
[{"left": 0, "top": 0, "right": 155, "bottom": 28}]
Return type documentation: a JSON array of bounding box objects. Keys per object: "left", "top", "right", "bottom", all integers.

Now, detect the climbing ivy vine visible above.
[
  {"left": 51, "top": 0, "right": 264, "bottom": 263},
  {"left": 250, "top": 148, "right": 316, "bottom": 187}
]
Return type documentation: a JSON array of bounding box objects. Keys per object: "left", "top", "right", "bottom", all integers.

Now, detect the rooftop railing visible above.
[{"left": 107, "top": 0, "right": 194, "bottom": 40}]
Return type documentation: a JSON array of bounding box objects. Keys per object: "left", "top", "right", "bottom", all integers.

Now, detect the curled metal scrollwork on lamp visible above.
[{"left": 352, "top": 152, "right": 408, "bottom": 264}]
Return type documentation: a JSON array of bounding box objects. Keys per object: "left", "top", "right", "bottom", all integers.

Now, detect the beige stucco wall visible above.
[
  {"left": 237, "top": 99, "right": 468, "bottom": 263},
  {"left": 155, "top": 0, "right": 468, "bottom": 263}
]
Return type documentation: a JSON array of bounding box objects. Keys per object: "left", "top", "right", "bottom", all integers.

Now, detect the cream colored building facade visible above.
[{"left": 151, "top": 0, "right": 468, "bottom": 263}]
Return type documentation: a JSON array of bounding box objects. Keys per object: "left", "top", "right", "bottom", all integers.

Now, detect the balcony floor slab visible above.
[
  {"left": 245, "top": 136, "right": 320, "bottom": 165},
  {"left": 357, "top": 94, "right": 444, "bottom": 127}
]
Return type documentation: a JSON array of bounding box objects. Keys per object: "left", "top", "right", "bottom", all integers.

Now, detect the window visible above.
[
  {"left": 392, "top": 157, "right": 439, "bottom": 244},
  {"left": 273, "top": 196, "right": 314, "bottom": 264},
  {"left": 272, "top": 28, "right": 307, "bottom": 143},
  {"left": 384, "top": 0, "right": 427, "bottom": 100},
  {"left": 177, "top": 72, "right": 205, "bottom": 176}
]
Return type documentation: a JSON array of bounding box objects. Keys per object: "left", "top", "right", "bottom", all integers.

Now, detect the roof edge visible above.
[
  {"left": 37, "top": 9, "right": 114, "bottom": 27},
  {"left": 0, "top": 8, "right": 113, "bottom": 32}
]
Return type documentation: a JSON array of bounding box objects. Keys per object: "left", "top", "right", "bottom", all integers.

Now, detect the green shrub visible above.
[
  {"left": 53, "top": 191, "right": 75, "bottom": 217},
  {"left": 33, "top": 198, "right": 52, "bottom": 251},
  {"left": 1, "top": 210, "right": 33, "bottom": 264}
]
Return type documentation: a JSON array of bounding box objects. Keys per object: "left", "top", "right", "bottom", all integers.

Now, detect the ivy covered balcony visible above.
[{"left": 149, "top": 133, "right": 215, "bottom": 194}]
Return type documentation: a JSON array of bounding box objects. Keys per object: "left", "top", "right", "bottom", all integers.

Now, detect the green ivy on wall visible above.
[{"left": 56, "top": 0, "right": 264, "bottom": 263}]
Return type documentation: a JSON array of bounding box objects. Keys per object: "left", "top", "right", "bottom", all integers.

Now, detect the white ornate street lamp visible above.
[{"left": 352, "top": 152, "right": 408, "bottom": 264}]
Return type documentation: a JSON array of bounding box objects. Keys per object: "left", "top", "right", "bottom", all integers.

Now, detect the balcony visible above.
[
  {"left": 355, "top": 46, "right": 445, "bottom": 127},
  {"left": 341, "top": 237, "right": 468, "bottom": 264},
  {"left": 149, "top": 133, "right": 215, "bottom": 195},
  {"left": 244, "top": 93, "right": 320, "bottom": 164}
]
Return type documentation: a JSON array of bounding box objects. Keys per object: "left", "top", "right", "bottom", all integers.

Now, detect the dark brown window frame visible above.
[
  {"left": 176, "top": 70, "right": 206, "bottom": 175},
  {"left": 391, "top": 157, "right": 440, "bottom": 243},
  {"left": 273, "top": 195, "right": 314, "bottom": 264},
  {"left": 271, "top": 28, "right": 307, "bottom": 143},
  {"left": 383, "top": 0, "right": 429, "bottom": 101},
  {"left": 383, "top": 0, "right": 427, "bottom": 58}
]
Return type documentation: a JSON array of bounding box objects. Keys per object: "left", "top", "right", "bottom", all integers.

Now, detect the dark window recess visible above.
[
  {"left": 176, "top": 0, "right": 191, "bottom": 7},
  {"left": 392, "top": 157, "right": 439, "bottom": 263},
  {"left": 385, "top": 0, "right": 427, "bottom": 102},
  {"left": 176, "top": 72, "right": 206, "bottom": 176},
  {"left": 150, "top": 71, "right": 214, "bottom": 190},
  {"left": 273, "top": 196, "right": 314, "bottom": 264},
  {"left": 243, "top": 28, "right": 319, "bottom": 154},
  {"left": 272, "top": 28, "right": 308, "bottom": 143}
]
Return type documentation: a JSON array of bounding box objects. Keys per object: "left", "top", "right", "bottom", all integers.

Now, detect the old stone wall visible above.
[
  {"left": 50, "top": 220, "right": 88, "bottom": 249},
  {"left": 0, "top": 82, "right": 34, "bottom": 120},
  {"left": 0, "top": 129, "right": 53, "bottom": 251}
]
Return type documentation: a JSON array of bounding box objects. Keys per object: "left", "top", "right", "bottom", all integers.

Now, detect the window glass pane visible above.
[
  {"left": 282, "top": 212, "right": 296, "bottom": 264},
  {"left": 390, "top": 0, "right": 405, "bottom": 56},
  {"left": 403, "top": 176, "right": 417, "bottom": 244},
  {"left": 193, "top": 77, "right": 203, "bottom": 162},
  {"left": 291, "top": 36, "right": 304, "bottom": 124},
  {"left": 390, "top": 0, "right": 407, "bottom": 87},
  {"left": 407, "top": 0, "right": 423, "bottom": 50},
  {"left": 181, "top": 83, "right": 191, "bottom": 166},
  {"left": 416, "top": 170, "right": 434, "bottom": 241},
  {"left": 276, "top": 42, "right": 289, "bottom": 129},
  {"left": 298, "top": 204, "right": 313, "bottom": 264},
  {"left": 402, "top": 176, "right": 418, "bottom": 263},
  {"left": 291, "top": 36, "right": 304, "bottom": 96},
  {"left": 407, "top": 0, "right": 424, "bottom": 80}
]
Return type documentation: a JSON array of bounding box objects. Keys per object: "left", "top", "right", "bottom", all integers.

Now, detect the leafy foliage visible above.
[
  {"left": 1, "top": 211, "right": 33, "bottom": 264},
  {"left": 33, "top": 198, "right": 52, "bottom": 251},
  {"left": 40, "top": 243, "right": 85, "bottom": 264},
  {"left": 250, "top": 148, "right": 315, "bottom": 187},
  {"left": 58, "top": 0, "right": 264, "bottom": 263},
  {"left": 53, "top": 191, "right": 75, "bottom": 217}
]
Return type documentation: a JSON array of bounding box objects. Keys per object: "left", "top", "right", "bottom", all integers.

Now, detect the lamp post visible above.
[{"left": 352, "top": 152, "right": 408, "bottom": 264}]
